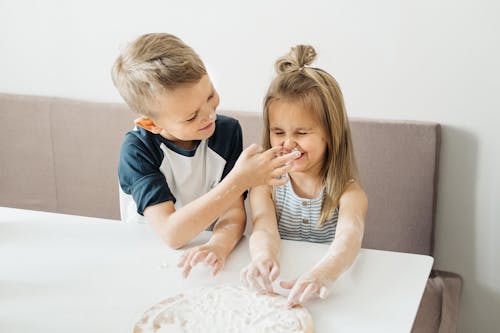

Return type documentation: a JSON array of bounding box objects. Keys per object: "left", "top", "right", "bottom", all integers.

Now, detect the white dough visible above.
[{"left": 134, "top": 285, "right": 314, "bottom": 333}]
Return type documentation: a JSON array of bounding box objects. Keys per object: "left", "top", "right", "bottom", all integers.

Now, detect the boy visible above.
[{"left": 111, "top": 33, "right": 299, "bottom": 278}]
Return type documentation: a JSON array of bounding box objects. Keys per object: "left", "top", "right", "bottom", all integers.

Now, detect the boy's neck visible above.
[
  {"left": 159, "top": 130, "right": 198, "bottom": 150},
  {"left": 169, "top": 139, "right": 198, "bottom": 151}
]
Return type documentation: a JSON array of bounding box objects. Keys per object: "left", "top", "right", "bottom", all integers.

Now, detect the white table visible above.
[{"left": 0, "top": 207, "right": 433, "bottom": 332}]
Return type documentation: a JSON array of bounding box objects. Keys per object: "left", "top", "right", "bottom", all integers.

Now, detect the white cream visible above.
[{"left": 134, "top": 285, "right": 313, "bottom": 333}]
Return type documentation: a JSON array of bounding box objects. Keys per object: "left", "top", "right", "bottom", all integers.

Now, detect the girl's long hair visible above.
[{"left": 263, "top": 45, "right": 358, "bottom": 225}]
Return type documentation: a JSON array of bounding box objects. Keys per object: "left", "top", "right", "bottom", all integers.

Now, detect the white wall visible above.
[{"left": 1, "top": 0, "right": 499, "bottom": 331}]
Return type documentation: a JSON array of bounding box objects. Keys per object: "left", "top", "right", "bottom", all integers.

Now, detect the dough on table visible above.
[{"left": 134, "top": 285, "right": 314, "bottom": 333}]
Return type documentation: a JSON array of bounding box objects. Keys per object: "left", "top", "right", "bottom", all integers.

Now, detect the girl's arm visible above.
[
  {"left": 283, "top": 182, "right": 368, "bottom": 307},
  {"left": 240, "top": 184, "right": 281, "bottom": 293}
]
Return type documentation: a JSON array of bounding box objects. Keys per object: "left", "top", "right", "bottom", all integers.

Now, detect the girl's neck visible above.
[{"left": 289, "top": 172, "right": 324, "bottom": 199}]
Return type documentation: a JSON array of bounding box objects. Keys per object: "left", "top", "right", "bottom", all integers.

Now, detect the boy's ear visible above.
[{"left": 134, "top": 117, "right": 163, "bottom": 134}]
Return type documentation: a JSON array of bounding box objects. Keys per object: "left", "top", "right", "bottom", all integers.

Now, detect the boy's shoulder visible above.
[
  {"left": 122, "top": 126, "right": 157, "bottom": 148},
  {"left": 208, "top": 114, "right": 243, "bottom": 158},
  {"left": 120, "top": 126, "right": 164, "bottom": 162},
  {"left": 215, "top": 114, "right": 240, "bottom": 129},
  {"left": 212, "top": 114, "right": 241, "bottom": 140}
]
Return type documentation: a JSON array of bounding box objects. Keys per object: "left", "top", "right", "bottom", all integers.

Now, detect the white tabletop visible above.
[{"left": 0, "top": 207, "right": 433, "bottom": 332}]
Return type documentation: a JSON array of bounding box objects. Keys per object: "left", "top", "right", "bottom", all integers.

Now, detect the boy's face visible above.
[{"left": 144, "top": 75, "right": 220, "bottom": 149}]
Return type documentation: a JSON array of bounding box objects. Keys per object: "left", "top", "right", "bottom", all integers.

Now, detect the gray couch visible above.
[{"left": 0, "top": 92, "right": 461, "bottom": 332}]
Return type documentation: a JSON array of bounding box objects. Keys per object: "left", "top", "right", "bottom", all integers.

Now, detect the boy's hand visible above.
[
  {"left": 240, "top": 254, "right": 280, "bottom": 294},
  {"left": 280, "top": 269, "right": 331, "bottom": 308},
  {"left": 177, "top": 243, "right": 227, "bottom": 278},
  {"left": 233, "top": 144, "right": 301, "bottom": 188}
]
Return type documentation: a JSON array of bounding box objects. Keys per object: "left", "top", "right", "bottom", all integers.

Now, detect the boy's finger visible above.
[
  {"left": 182, "top": 261, "right": 193, "bottom": 278},
  {"left": 182, "top": 250, "right": 200, "bottom": 278},
  {"left": 274, "top": 150, "right": 301, "bottom": 165},
  {"left": 211, "top": 261, "right": 222, "bottom": 276},
  {"left": 205, "top": 252, "right": 217, "bottom": 265},
  {"left": 179, "top": 250, "right": 196, "bottom": 272},
  {"left": 190, "top": 251, "right": 207, "bottom": 266},
  {"left": 243, "top": 143, "right": 264, "bottom": 157},
  {"left": 177, "top": 252, "right": 188, "bottom": 267}
]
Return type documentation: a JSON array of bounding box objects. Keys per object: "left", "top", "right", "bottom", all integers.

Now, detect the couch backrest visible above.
[{"left": 0, "top": 93, "right": 439, "bottom": 255}]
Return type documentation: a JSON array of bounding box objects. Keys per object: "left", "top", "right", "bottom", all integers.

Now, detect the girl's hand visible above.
[
  {"left": 177, "top": 243, "right": 226, "bottom": 278},
  {"left": 240, "top": 254, "right": 280, "bottom": 294},
  {"left": 280, "top": 270, "right": 331, "bottom": 308}
]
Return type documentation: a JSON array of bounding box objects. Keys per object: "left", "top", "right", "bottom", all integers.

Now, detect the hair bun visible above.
[{"left": 275, "top": 45, "right": 317, "bottom": 74}]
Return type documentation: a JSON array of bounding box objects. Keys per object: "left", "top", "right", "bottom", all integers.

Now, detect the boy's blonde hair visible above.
[
  {"left": 263, "top": 45, "right": 358, "bottom": 225},
  {"left": 111, "top": 33, "right": 206, "bottom": 117}
]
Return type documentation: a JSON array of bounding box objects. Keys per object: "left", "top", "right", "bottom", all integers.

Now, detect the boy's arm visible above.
[
  {"left": 282, "top": 182, "right": 368, "bottom": 306},
  {"left": 241, "top": 185, "right": 281, "bottom": 293},
  {"left": 178, "top": 195, "right": 246, "bottom": 278},
  {"left": 145, "top": 145, "right": 300, "bottom": 249}
]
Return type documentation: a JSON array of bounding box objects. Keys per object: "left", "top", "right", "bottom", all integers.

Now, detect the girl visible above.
[{"left": 241, "top": 45, "right": 368, "bottom": 308}]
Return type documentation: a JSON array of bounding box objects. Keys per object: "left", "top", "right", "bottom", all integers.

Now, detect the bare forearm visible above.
[
  {"left": 207, "top": 208, "right": 246, "bottom": 257},
  {"left": 162, "top": 174, "right": 246, "bottom": 247},
  {"left": 313, "top": 183, "right": 367, "bottom": 280},
  {"left": 249, "top": 227, "right": 280, "bottom": 260},
  {"left": 313, "top": 220, "right": 364, "bottom": 280}
]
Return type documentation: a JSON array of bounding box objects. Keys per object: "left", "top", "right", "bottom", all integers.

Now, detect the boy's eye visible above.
[
  {"left": 185, "top": 114, "right": 197, "bottom": 122},
  {"left": 272, "top": 131, "right": 284, "bottom": 135},
  {"left": 298, "top": 132, "right": 308, "bottom": 135}
]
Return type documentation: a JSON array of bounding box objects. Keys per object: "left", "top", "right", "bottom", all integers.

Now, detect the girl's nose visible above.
[{"left": 283, "top": 137, "right": 296, "bottom": 150}]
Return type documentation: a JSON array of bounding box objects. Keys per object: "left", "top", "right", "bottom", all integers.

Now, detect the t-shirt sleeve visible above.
[
  {"left": 221, "top": 120, "right": 243, "bottom": 180},
  {"left": 118, "top": 133, "right": 175, "bottom": 215}
]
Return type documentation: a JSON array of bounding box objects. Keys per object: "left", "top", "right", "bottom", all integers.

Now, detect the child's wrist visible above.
[
  {"left": 221, "top": 172, "right": 249, "bottom": 196},
  {"left": 206, "top": 237, "right": 231, "bottom": 257}
]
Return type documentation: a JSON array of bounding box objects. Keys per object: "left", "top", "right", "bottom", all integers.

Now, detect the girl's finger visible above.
[
  {"left": 269, "top": 263, "right": 280, "bottom": 282},
  {"left": 319, "top": 286, "right": 329, "bottom": 299},
  {"left": 287, "top": 281, "right": 307, "bottom": 308},
  {"left": 240, "top": 268, "right": 250, "bottom": 289},
  {"left": 257, "top": 263, "right": 273, "bottom": 292},
  {"left": 299, "top": 283, "right": 319, "bottom": 304},
  {"left": 279, "top": 279, "right": 297, "bottom": 290},
  {"left": 248, "top": 267, "right": 267, "bottom": 294}
]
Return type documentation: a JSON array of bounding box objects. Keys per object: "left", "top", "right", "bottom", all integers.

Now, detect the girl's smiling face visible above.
[{"left": 268, "top": 99, "right": 328, "bottom": 177}]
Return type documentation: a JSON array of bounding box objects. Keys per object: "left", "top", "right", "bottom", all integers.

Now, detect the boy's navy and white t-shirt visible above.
[{"left": 118, "top": 115, "right": 242, "bottom": 224}]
